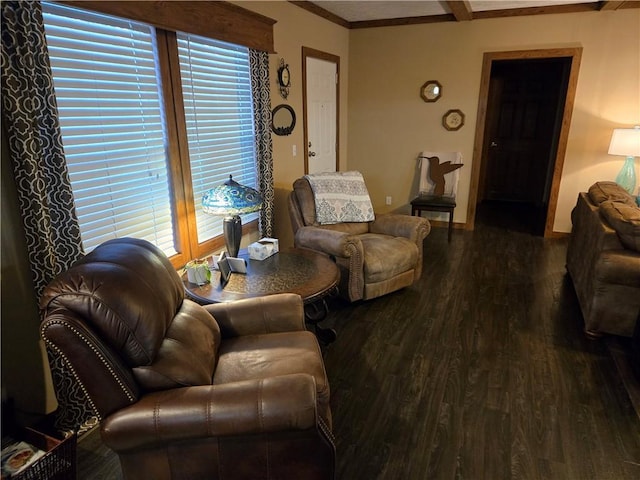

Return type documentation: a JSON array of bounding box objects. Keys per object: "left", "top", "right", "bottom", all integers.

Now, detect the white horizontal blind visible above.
[
  {"left": 42, "top": 2, "right": 177, "bottom": 255},
  {"left": 177, "top": 33, "right": 257, "bottom": 244}
]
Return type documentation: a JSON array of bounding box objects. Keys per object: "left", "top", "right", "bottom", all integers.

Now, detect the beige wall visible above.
[
  {"left": 346, "top": 8, "right": 639, "bottom": 232},
  {"left": 231, "top": 1, "right": 350, "bottom": 248},
  {"left": 3, "top": 1, "right": 637, "bottom": 417}
]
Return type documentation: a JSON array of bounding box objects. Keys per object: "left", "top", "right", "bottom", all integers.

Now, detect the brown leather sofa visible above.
[
  {"left": 288, "top": 176, "right": 431, "bottom": 302},
  {"left": 566, "top": 181, "right": 640, "bottom": 338},
  {"left": 40, "top": 238, "right": 335, "bottom": 480}
]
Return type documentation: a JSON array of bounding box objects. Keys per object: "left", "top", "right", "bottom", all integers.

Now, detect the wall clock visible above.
[
  {"left": 277, "top": 58, "right": 290, "bottom": 99},
  {"left": 443, "top": 109, "right": 465, "bottom": 131},
  {"left": 420, "top": 80, "right": 442, "bottom": 102}
]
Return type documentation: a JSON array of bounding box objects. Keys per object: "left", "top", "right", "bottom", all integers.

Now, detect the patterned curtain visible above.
[
  {"left": 1, "top": 1, "right": 83, "bottom": 299},
  {"left": 249, "top": 49, "right": 274, "bottom": 237}
]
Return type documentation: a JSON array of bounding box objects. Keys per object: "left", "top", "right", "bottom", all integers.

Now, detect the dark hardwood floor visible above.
[{"left": 76, "top": 208, "right": 640, "bottom": 479}]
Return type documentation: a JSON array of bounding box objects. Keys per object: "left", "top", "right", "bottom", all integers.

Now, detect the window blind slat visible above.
[
  {"left": 177, "top": 32, "right": 257, "bottom": 245},
  {"left": 42, "top": 1, "right": 260, "bottom": 257},
  {"left": 43, "top": 1, "right": 177, "bottom": 256}
]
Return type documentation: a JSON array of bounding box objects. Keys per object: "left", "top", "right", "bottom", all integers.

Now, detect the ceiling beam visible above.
[
  {"left": 293, "top": 1, "right": 639, "bottom": 30},
  {"left": 599, "top": 1, "right": 627, "bottom": 10},
  {"left": 351, "top": 14, "right": 455, "bottom": 29},
  {"left": 473, "top": 2, "right": 599, "bottom": 20},
  {"left": 447, "top": 0, "right": 473, "bottom": 21},
  {"left": 289, "top": 1, "right": 350, "bottom": 28}
]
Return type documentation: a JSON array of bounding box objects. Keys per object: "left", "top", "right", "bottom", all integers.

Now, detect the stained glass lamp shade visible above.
[{"left": 202, "top": 175, "right": 262, "bottom": 257}]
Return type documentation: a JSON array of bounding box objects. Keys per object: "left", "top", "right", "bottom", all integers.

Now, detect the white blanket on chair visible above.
[{"left": 304, "top": 171, "right": 375, "bottom": 225}]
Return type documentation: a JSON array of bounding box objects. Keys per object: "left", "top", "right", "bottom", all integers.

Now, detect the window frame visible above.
[
  {"left": 44, "top": 4, "right": 262, "bottom": 268},
  {"left": 160, "top": 30, "right": 260, "bottom": 264}
]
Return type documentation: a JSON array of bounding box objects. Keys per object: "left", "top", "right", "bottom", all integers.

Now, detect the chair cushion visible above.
[
  {"left": 360, "top": 233, "right": 419, "bottom": 283},
  {"left": 133, "top": 299, "right": 221, "bottom": 391},
  {"left": 600, "top": 200, "right": 640, "bottom": 252},
  {"left": 213, "top": 331, "right": 330, "bottom": 416},
  {"left": 319, "top": 222, "right": 370, "bottom": 235}
]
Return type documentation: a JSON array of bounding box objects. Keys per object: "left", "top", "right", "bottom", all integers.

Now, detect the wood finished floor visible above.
[{"left": 77, "top": 206, "right": 640, "bottom": 479}]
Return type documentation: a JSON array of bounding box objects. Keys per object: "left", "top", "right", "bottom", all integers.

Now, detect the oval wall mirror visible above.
[{"left": 271, "top": 104, "right": 296, "bottom": 136}]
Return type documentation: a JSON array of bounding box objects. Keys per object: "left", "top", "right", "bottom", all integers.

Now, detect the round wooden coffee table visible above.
[{"left": 182, "top": 247, "right": 339, "bottom": 343}]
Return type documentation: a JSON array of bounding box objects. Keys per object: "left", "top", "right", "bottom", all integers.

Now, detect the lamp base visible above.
[
  {"left": 223, "top": 215, "right": 242, "bottom": 258},
  {"left": 616, "top": 156, "right": 637, "bottom": 194}
]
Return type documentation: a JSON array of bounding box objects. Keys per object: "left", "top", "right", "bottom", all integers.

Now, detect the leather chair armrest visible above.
[
  {"left": 101, "top": 374, "right": 319, "bottom": 451},
  {"left": 294, "top": 226, "right": 363, "bottom": 258},
  {"left": 370, "top": 214, "right": 430, "bottom": 242},
  {"left": 203, "top": 293, "right": 306, "bottom": 338}
]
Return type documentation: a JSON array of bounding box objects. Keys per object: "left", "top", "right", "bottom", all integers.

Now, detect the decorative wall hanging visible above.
[
  {"left": 420, "top": 80, "right": 442, "bottom": 102},
  {"left": 443, "top": 109, "right": 465, "bottom": 131},
  {"left": 277, "top": 58, "right": 290, "bottom": 99},
  {"left": 271, "top": 104, "right": 296, "bottom": 136}
]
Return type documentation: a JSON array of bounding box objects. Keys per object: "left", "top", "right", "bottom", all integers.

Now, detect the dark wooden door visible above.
[{"left": 481, "top": 59, "right": 569, "bottom": 207}]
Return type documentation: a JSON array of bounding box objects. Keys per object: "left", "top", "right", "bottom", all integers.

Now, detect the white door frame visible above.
[{"left": 302, "top": 47, "right": 340, "bottom": 174}]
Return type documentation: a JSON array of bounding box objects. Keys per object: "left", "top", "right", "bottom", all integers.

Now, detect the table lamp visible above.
[
  {"left": 202, "top": 175, "right": 262, "bottom": 258},
  {"left": 608, "top": 126, "right": 640, "bottom": 194}
]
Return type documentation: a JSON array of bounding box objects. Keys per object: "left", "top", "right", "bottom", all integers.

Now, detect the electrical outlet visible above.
[
  {"left": 292, "top": 145, "right": 297, "bottom": 157},
  {"left": 385, "top": 196, "right": 392, "bottom": 205}
]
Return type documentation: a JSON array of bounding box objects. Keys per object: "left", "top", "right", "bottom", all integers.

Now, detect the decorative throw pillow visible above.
[
  {"left": 599, "top": 200, "right": 640, "bottom": 252},
  {"left": 305, "top": 171, "right": 375, "bottom": 225},
  {"left": 588, "top": 181, "right": 634, "bottom": 206}
]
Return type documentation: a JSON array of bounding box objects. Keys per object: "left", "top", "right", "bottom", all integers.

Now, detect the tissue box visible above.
[{"left": 248, "top": 237, "right": 279, "bottom": 260}]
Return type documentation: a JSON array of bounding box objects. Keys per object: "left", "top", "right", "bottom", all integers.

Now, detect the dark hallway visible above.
[
  {"left": 478, "top": 56, "right": 572, "bottom": 237},
  {"left": 475, "top": 200, "right": 547, "bottom": 235}
]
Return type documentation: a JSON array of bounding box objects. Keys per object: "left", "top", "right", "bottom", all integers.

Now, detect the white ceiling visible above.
[{"left": 310, "top": 1, "right": 600, "bottom": 23}]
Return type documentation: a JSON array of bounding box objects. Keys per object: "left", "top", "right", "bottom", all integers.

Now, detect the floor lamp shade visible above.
[
  {"left": 608, "top": 126, "right": 640, "bottom": 194},
  {"left": 202, "top": 175, "right": 262, "bottom": 257}
]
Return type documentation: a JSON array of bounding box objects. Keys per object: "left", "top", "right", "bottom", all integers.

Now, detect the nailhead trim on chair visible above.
[
  {"left": 318, "top": 417, "right": 335, "bottom": 448},
  {"left": 318, "top": 414, "right": 337, "bottom": 476},
  {"left": 42, "top": 320, "right": 137, "bottom": 402},
  {"left": 42, "top": 320, "right": 138, "bottom": 433},
  {"left": 42, "top": 336, "right": 102, "bottom": 432},
  {"left": 345, "top": 242, "right": 363, "bottom": 301},
  {"left": 413, "top": 221, "right": 430, "bottom": 281}
]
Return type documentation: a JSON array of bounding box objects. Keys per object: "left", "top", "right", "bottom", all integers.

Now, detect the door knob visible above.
[
  {"left": 309, "top": 151, "right": 316, "bottom": 157},
  {"left": 490, "top": 141, "right": 498, "bottom": 147}
]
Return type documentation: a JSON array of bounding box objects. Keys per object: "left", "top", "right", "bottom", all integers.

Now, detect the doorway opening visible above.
[{"left": 467, "top": 48, "right": 582, "bottom": 237}]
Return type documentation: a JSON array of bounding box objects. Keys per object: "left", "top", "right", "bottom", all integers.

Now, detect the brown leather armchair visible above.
[
  {"left": 288, "top": 176, "right": 431, "bottom": 302},
  {"left": 40, "top": 238, "right": 335, "bottom": 480}
]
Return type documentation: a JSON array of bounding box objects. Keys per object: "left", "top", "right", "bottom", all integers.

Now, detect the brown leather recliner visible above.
[
  {"left": 40, "top": 238, "right": 335, "bottom": 480},
  {"left": 288, "top": 176, "right": 431, "bottom": 302}
]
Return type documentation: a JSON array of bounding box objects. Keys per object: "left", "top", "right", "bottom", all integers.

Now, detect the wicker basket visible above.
[{"left": 12, "top": 428, "right": 76, "bottom": 480}]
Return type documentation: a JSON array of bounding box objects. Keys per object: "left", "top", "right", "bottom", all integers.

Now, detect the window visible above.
[
  {"left": 177, "top": 32, "right": 257, "bottom": 244},
  {"left": 42, "top": 2, "right": 258, "bottom": 265}
]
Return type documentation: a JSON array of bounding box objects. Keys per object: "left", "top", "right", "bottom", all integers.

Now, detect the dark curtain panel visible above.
[
  {"left": 1, "top": 1, "right": 83, "bottom": 299},
  {"left": 249, "top": 49, "right": 274, "bottom": 237}
]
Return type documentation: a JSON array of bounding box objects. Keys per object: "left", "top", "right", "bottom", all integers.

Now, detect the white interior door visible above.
[{"left": 305, "top": 56, "right": 337, "bottom": 174}]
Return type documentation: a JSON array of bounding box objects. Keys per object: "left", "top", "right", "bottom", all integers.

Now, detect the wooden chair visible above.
[{"left": 410, "top": 152, "right": 463, "bottom": 242}]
